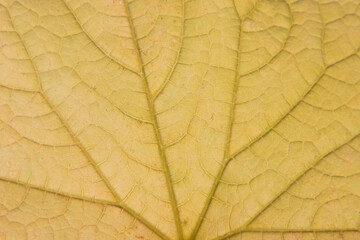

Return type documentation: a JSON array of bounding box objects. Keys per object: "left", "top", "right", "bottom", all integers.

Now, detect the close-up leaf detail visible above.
[{"left": 0, "top": 0, "right": 360, "bottom": 239}]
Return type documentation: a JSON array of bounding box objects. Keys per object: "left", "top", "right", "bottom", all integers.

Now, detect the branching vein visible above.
[
  {"left": 122, "top": 1, "right": 184, "bottom": 239},
  {"left": 62, "top": 0, "right": 141, "bottom": 75},
  {"left": 212, "top": 133, "right": 360, "bottom": 240},
  {"left": 3, "top": 6, "right": 168, "bottom": 240}
]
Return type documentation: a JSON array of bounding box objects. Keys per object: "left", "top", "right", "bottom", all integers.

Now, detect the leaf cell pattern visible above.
[{"left": 0, "top": 0, "right": 360, "bottom": 239}]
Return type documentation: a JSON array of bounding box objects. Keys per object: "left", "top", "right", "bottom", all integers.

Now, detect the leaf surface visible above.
[{"left": 0, "top": 0, "right": 360, "bottom": 239}]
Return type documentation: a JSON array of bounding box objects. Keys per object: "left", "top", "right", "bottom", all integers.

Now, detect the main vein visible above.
[
  {"left": 4, "top": 5, "right": 168, "bottom": 240},
  {"left": 0, "top": 176, "right": 170, "bottom": 240},
  {"left": 189, "top": 4, "right": 244, "bottom": 239},
  {"left": 122, "top": 1, "right": 184, "bottom": 239},
  {"left": 191, "top": 3, "right": 360, "bottom": 237},
  {"left": 213, "top": 133, "right": 360, "bottom": 240}
]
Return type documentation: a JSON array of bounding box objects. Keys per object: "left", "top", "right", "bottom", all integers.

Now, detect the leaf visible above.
[{"left": 0, "top": 0, "right": 359, "bottom": 239}]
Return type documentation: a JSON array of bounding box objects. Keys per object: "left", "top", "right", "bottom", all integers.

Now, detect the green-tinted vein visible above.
[
  {"left": 212, "top": 229, "right": 360, "bottom": 240},
  {"left": 152, "top": 1, "right": 185, "bottom": 101},
  {"left": 62, "top": 0, "right": 141, "bottom": 75},
  {"left": 190, "top": 3, "right": 360, "bottom": 239},
  {"left": 240, "top": 0, "right": 293, "bottom": 77},
  {"left": 213, "top": 133, "right": 360, "bottom": 240},
  {"left": 0, "top": 176, "right": 170, "bottom": 240},
  {"left": 123, "top": 1, "right": 184, "bottom": 239},
  {"left": 189, "top": 3, "right": 244, "bottom": 238},
  {"left": 4, "top": 6, "right": 169, "bottom": 240},
  {"left": 61, "top": 0, "right": 154, "bottom": 125}
]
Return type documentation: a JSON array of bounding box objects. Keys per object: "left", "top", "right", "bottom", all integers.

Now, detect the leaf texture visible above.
[{"left": 0, "top": 0, "right": 360, "bottom": 239}]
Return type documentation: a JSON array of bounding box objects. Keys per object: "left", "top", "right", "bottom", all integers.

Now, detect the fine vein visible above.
[
  {"left": 190, "top": 2, "right": 360, "bottom": 239},
  {"left": 122, "top": 1, "right": 184, "bottom": 239},
  {"left": 62, "top": 0, "right": 141, "bottom": 75},
  {"left": 0, "top": 176, "right": 170, "bottom": 240},
  {"left": 213, "top": 133, "right": 360, "bottom": 240},
  {"left": 212, "top": 229, "right": 360, "bottom": 240},
  {"left": 152, "top": 1, "right": 185, "bottom": 100},
  {"left": 4, "top": 6, "right": 167, "bottom": 240},
  {"left": 189, "top": 3, "right": 244, "bottom": 239}
]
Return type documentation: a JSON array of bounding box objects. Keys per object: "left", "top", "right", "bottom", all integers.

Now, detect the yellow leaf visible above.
[{"left": 0, "top": 0, "right": 359, "bottom": 239}]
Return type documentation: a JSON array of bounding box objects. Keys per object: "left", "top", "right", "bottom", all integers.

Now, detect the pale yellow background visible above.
[{"left": 0, "top": 0, "right": 360, "bottom": 239}]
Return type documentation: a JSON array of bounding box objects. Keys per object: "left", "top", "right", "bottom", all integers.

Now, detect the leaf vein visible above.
[
  {"left": 62, "top": 0, "right": 141, "bottom": 75},
  {"left": 122, "top": 1, "right": 184, "bottom": 239},
  {"left": 3, "top": 6, "right": 167, "bottom": 240},
  {"left": 152, "top": 1, "right": 185, "bottom": 100},
  {"left": 213, "top": 133, "right": 360, "bottom": 240},
  {"left": 0, "top": 176, "right": 170, "bottom": 240}
]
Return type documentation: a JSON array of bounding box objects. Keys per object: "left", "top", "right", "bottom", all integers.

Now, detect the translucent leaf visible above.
[{"left": 0, "top": 0, "right": 359, "bottom": 239}]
